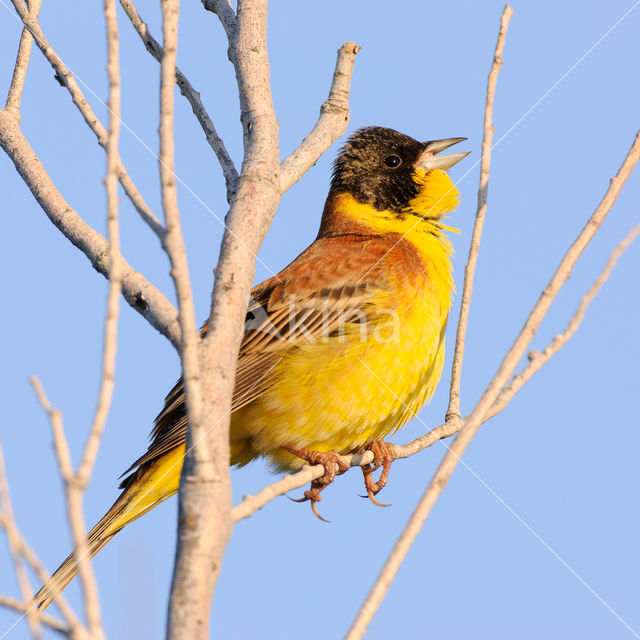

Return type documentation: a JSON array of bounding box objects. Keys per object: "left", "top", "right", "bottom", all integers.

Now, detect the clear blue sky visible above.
[{"left": 1, "top": 1, "right": 640, "bottom": 638}]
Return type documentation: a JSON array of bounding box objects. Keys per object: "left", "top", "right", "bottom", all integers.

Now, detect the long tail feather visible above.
[{"left": 33, "top": 447, "right": 184, "bottom": 610}]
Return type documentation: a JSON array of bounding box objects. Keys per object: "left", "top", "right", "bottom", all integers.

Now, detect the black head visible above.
[
  {"left": 330, "top": 127, "right": 468, "bottom": 214},
  {"left": 330, "top": 127, "right": 424, "bottom": 213}
]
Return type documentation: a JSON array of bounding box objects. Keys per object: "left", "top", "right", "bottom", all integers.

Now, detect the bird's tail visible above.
[{"left": 33, "top": 446, "right": 184, "bottom": 611}]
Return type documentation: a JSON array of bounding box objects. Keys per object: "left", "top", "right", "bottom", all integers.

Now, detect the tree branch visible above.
[
  {"left": 279, "top": 41, "right": 360, "bottom": 193},
  {"left": 4, "top": 0, "right": 41, "bottom": 119},
  {"left": 489, "top": 219, "right": 640, "bottom": 418},
  {"left": 0, "top": 444, "right": 41, "bottom": 639},
  {"left": 0, "top": 109, "right": 180, "bottom": 347},
  {"left": 446, "top": 3, "right": 513, "bottom": 423},
  {"left": 0, "top": 595, "right": 68, "bottom": 636},
  {"left": 30, "top": 378, "right": 105, "bottom": 640},
  {"left": 9, "top": 0, "right": 165, "bottom": 238},
  {"left": 0, "top": 507, "right": 82, "bottom": 633},
  {"left": 75, "top": 0, "right": 124, "bottom": 491},
  {"left": 119, "top": 0, "right": 239, "bottom": 202}
]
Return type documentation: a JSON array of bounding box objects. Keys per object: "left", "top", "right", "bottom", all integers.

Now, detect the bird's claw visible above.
[
  {"left": 288, "top": 487, "right": 330, "bottom": 522},
  {"left": 360, "top": 439, "right": 397, "bottom": 507},
  {"left": 357, "top": 491, "right": 390, "bottom": 507},
  {"left": 284, "top": 445, "right": 350, "bottom": 522}
]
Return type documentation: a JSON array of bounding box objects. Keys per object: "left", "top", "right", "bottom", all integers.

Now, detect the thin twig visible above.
[
  {"left": 119, "top": 0, "right": 239, "bottom": 201},
  {"left": 279, "top": 41, "right": 360, "bottom": 193},
  {"left": 0, "top": 595, "right": 69, "bottom": 636},
  {"left": 446, "top": 4, "right": 513, "bottom": 423},
  {"left": 30, "top": 379, "right": 73, "bottom": 481},
  {"left": 0, "top": 516, "right": 83, "bottom": 632},
  {"left": 9, "top": 0, "right": 165, "bottom": 238},
  {"left": 30, "top": 377, "right": 105, "bottom": 639},
  {"left": 156, "top": 0, "right": 204, "bottom": 433},
  {"left": 158, "top": 0, "right": 201, "bottom": 337},
  {"left": 76, "top": 0, "right": 124, "bottom": 491},
  {"left": 4, "top": 0, "right": 42, "bottom": 118},
  {"left": 154, "top": 0, "right": 208, "bottom": 519},
  {"left": 490, "top": 220, "right": 640, "bottom": 418},
  {"left": 0, "top": 109, "right": 180, "bottom": 347},
  {"left": 0, "top": 444, "right": 41, "bottom": 639},
  {"left": 346, "top": 127, "right": 640, "bottom": 639}
]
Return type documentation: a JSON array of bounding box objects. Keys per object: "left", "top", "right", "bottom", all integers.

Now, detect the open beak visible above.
[{"left": 416, "top": 137, "right": 470, "bottom": 172}]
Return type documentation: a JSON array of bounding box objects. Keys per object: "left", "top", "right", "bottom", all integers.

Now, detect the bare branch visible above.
[
  {"left": 489, "top": 220, "right": 640, "bottom": 418},
  {"left": 75, "top": 0, "right": 124, "bottom": 493},
  {"left": 9, "top": 0, "right": 165, "bottom": 238},
  {"left": 446, "top": 4, "right": 513, "bottom": 423},
  {"left": 202, "top": 0, "right": 237, "bottom": 44},
  {"left": 0, "top": 595, "right": 68, "bottom": 636},
  {"left": 0, "top": 515, "right": 82, "bottom": 632},
  {"left": 76, "top": 0, "right": 124, "bottom": 492},
  {"left": 0, "top": 444, "right": 41, "bottom": 639},
  {"left": 155, "top": 0, "right": 205, "bottom": 486},
  {"left": 0, "top": 456, "right": 83, "bottom": 632},
  {"left": 230, "top": 421, "right": 474, "bottom": 522},
  {"left": 3, "top": 517, "right": 83, "bottom": 632},
  {"left": 0, "top": 109, "right": 180, "bottom": 347},
  {"left": 346, "top": 125, "right": 640, "bottom": 639},
  {"left": 279, "top": 41, "right": 360, "bottom": 193},
  {"left": 119, "top": 0, "right": 239, "bottom": 201},
  {"left": 232, "top": 451, "right": 371, "bottom": 522},
  {"left": 30, "top": 379, "right": 73, "bottom": 482},
  {"left": 4, "top": 0, "right": 42, "bottom": 118},
  {"left": 30, "top": 378, "right": 104, "bottom": 639}
]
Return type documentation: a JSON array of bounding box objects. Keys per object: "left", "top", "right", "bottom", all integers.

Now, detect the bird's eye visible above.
[{"left": 384, "top": 154, "right": 402, "bottom": 168}]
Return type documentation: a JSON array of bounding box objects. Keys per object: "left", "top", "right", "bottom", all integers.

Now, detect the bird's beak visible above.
[{"left": 416, "top": 138, "right": 470, "bottom": 172}]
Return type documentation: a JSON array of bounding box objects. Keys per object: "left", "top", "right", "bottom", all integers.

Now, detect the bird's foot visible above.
[
  {"left": 360, "top": 439, "right": 397, "bottom": 507},
  {"left": 284, "top": 445, "right": 350, "bottom": 522}
]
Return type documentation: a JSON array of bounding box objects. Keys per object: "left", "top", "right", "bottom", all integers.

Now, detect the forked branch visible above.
[{"left": 0, "top": 112, "right": 180, "bottom": 346}]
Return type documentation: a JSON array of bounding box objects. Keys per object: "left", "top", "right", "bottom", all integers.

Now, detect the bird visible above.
[{"left": 34, "top": 126, "right": 468, "bottom": 609}]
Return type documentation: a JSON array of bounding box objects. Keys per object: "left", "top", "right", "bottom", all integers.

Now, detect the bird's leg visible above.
[
  {"left": 361, "top": 439, "right": 397, "bottom": 507},
  {"left": 283, "top": 445, "right": 350, "bottom": 521}
]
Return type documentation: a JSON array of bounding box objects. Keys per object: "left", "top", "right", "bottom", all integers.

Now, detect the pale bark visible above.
[
  {"left": 0, "top": 111, "right": 179, "bottom": 346},
  {"left": 446, "top": 4, "right": 514, "bottom": 422},
  {"left": 4, "top": 0, "right": 41, "bottom": 119}
]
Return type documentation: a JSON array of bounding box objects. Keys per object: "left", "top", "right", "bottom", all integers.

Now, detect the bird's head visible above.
[{"left": 321, "top": 126, "right": 469, "bottom": 236}]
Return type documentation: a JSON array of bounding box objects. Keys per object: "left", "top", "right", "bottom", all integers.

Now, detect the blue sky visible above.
[{"left": 1, "top": 1, "right": 640, "bottom": 638}]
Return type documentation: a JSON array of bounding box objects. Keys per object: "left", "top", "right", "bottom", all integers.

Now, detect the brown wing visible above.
[{"left": 120, "top": 234, "right": 398, "bottom": 486}]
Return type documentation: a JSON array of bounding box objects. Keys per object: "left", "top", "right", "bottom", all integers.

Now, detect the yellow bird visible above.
[{"left": 35, "top": 126, "right": 468, "bottom": 609}]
